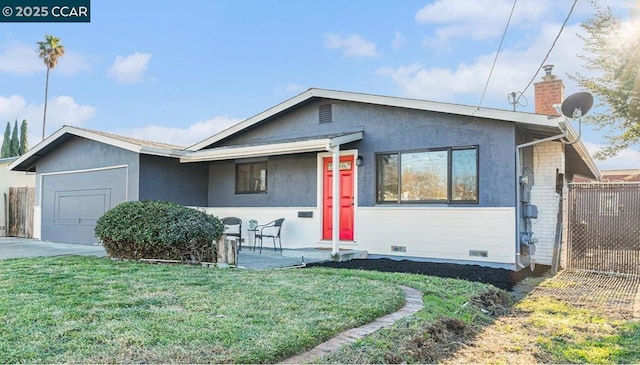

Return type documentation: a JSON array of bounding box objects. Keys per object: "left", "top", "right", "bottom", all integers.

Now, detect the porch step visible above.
[{"left": 281, "top": 248, "right": 368, "bottom": 262}]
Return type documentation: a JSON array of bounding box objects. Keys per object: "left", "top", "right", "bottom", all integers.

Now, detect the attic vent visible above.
[{"left": 319, "top": 104, "right": 332, "bottom": 123}]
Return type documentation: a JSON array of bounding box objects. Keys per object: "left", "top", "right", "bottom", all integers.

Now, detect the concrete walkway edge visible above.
[{"left": 279, "top": 286, "right": 424, "bottom": 364}]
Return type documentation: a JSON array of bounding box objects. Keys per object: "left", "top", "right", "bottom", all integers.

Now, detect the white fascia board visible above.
[
  {"left": 329, "top": 131, "right": 363, "bottom": 147},
  {"left": 187, "top": 88, "right": 558, "bottom": 152},
  {"left": 181, "top": 138, "right": 332, "bottom": 163},
  {"left": 560, "top": 120, "right": 602, "bottom": 180},
  {"left": 8, "top": 126, "right": 181, "bottom": 171},
  {"left": 9, "top": 127, "right": 70, "bottom": 170},
  {"left": 7, "top": 126, "right": 134, "bottom": 171},
  {"left": 186, "top": 90, "right": 316, "bottom": 151},
  {"left": 317, "top": 89, "right": 558, "bottom": 126}
]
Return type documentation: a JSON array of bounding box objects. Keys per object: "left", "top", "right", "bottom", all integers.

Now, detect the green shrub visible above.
[{"left": 94, "top": 201, "right": 224, "bottom": 262}]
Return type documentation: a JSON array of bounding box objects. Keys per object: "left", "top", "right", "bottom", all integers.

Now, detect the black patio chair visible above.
[
  {"left": 221, "top": 217, "right": 243, "bottom": 251},
  {"left": 255, "top": 218, "right": 285, "bottom": 254}
]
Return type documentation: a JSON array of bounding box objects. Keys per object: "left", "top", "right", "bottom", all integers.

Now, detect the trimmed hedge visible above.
[{"left": 94, "top": 201, "right": 224, "bottom": 262}]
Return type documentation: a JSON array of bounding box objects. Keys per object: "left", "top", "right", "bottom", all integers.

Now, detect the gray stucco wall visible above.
[
  {"left": 208, "top": 153, "right": 317, "bottom": 207},
  {"left": 34, "top": 136, "right": 140, "bottom": 203},
  {"left": 209, "top": 99, "right": 517, "bottom": 208},
  {"left": 139, "top": 155, "right": 209, "bottom": 206}
]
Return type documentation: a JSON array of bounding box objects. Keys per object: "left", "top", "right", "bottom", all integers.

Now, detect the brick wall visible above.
[
  {"left": 534, "top": 79, "right": 564, "bottom": 115},
  {"left": 529, "top": 141, "right": 564, "bottom": 265}
]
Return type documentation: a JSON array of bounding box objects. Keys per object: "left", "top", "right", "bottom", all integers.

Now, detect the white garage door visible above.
[{"left": 41, "top": 167, "right": 127, "bottom": 244}]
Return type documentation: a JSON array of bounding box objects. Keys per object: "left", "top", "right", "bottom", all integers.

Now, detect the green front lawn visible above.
[{"left": 0, "top": 256, "right": 493, "bottom": 363}]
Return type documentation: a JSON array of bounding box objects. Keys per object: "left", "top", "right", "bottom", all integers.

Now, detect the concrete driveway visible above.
[{"left": 0, "top": 237, "right": 106, "bottom": 259}]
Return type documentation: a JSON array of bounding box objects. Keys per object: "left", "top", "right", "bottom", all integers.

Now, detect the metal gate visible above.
[{"left": 567, "top": 183, "right": 640, "bottom": 275}]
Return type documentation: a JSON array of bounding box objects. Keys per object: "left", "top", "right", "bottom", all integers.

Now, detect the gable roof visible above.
[
  {"left": 9, "top": 125, "right": 187, "bottom": 172},
  {"left": 186, "top": 87, "right": 600, "bottom": 180},
  {"left": 8, "top": 89, "right": 601, "bottom": 180},
  {"left": 187, "top": 88, "right": 562, "bottom": 151}
]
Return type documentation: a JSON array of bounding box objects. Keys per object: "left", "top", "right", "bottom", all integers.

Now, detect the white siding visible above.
[
  {"left": 529, "top": 141, "right": 564, "bottom": 265},
  {"left": 197, "top": 207, "right": 320, "bottom": 248},
  {"left": 201, "top": 206, "right": 517, "bottom": 266},
  {"left": 356, "top": 207, "right": 516, "bottom": 264}
]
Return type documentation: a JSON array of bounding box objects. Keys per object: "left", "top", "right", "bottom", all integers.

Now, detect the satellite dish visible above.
[{"left": 561, "top": 92, "right": 593, "bottom": 118}]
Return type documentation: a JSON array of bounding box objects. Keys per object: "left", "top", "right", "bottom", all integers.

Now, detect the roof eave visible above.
[
  {"left": 182, "top": 131, "right": 364, "bottom": 163},
  {"left": 9, "top": 125, "right": 182, "bottom": 172},
  {"left": 187, "top": 88, "right": 557, "bottom": 152},
  {"left": 560, "top": 120, "right": 602, "bottom": 181}
]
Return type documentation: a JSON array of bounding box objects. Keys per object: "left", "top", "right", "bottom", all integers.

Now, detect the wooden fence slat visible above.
[{"left": 8, "top": 186, "right": 34, "bottom": 238}]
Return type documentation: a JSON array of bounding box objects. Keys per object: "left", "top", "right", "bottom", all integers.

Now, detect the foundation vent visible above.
[
  {"left": 319, "top": 104, "right": 332, "bottom": 123},
  {"left": 469, "top": 250, "right": 488, "bottom": 258}
]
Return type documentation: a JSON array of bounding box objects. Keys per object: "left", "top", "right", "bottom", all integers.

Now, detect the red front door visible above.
[{"left": 323, "top": 156, "right": 354, "bottom": 241}]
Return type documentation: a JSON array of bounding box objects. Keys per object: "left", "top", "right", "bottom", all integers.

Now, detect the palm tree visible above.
[{"left": 37, "top": 35, "right": 64, "bottom": 140}]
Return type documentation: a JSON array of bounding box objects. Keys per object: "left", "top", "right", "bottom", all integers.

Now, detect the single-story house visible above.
[{"left": 9, "top": 69, "right": 600, "bottom": 270}]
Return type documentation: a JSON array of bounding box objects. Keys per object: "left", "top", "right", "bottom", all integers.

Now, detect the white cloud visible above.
[
  {"left": 0, "top": 94, "right": 95, "bottom": 145},
  {"left": 114, "top": 116, "right": 242, "bottom": 147},
  {"left": 0, "top": 95, "right": 28, "bottom": 116},
  {"left": 392, "top": 31, "right": 406, "bottom": 50},
  {"left": 324, "top": 33, "right": 379, "bottom": 58},
  {"left": 416, "top": 0, "right": 553, "bottom": 46},
  {"left": 44, "top": 96, "right": 96, "bottom": 127},
  {"left": 108, "top": 52, "right": 152, "bottom": 84},
  {"left": 0, "top": 42, "right": 42, "bottom": 75},
  {"left": 0, "top": 42, "right": 91, "bottom": 76},
  {"left": 377, "top": 22, "right": 589, "bottom": 106},
  {"left": 583, "top": 141, "right": 640, "bottom": 171}
]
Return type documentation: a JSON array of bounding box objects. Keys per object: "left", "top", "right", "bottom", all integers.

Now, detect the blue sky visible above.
[{"left": 1, "top": 0, "right": 638, "bottom": 170}]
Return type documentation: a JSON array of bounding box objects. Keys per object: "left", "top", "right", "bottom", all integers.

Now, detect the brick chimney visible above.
[{"left": 534, "top": 64, "right": 564, "bottom": 115}]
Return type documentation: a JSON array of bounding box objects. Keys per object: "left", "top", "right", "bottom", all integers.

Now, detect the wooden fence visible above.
[{"left": 8, "top": 187, "right": 34, "bottom": 238}]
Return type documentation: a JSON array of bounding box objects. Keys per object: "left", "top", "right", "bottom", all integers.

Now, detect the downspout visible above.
[{"left": 515, "top": 128, "right": 567, "bottom": 269}]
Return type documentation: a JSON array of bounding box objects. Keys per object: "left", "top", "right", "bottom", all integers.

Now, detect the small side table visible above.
[{"left": 247, "top": 228, "right": 258, "bottom": 251}]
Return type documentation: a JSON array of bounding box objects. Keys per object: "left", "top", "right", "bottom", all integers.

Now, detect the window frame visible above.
[
  {"left": 375, "top": 145, "right": 479, "bottom": 204},
  {"left": 235, "top": 161, "right": 268, "bottom": 194}
]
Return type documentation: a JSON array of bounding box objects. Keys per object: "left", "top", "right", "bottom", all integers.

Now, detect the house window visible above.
[
  {"left": 236, "top": 161, "right": 267, "bottom": 194},
  {"left": 376, "top": 146, "right": 478, "bottom": 203}
]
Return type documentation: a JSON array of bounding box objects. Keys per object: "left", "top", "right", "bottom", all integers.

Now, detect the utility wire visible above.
[
  {"left": 515, "top": 0, "right": 578, "bottom": 105},
  {"left": 477, "top": 0, "right": 518, "bottom": 109}
]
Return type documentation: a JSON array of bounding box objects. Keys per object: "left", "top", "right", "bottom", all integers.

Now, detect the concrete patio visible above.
[{"left": 0, "top": 237, "right": 367, "bottom": 270}]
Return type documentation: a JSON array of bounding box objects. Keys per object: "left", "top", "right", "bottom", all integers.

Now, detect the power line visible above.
[
  {"left": 477, "top": 0, "right": 518, "bottom": 109},
  {"left": 515, "top": 0, "right": 578, "bottom": 105}
]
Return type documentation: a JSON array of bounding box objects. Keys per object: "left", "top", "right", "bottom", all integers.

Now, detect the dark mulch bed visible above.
[{"left": 306, "top": 258, "right": 549, "bottom": 291}]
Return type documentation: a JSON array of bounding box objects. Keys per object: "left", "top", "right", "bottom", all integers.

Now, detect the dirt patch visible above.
[
  {"left": 307, "top": 258, "right": 550, "bottom": 291},
  {"left": 379, "top": 290, "right": 514, "bottom": 364},
  {"left": 307, "top": 258, "right": 552, "bottom": 364}
]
